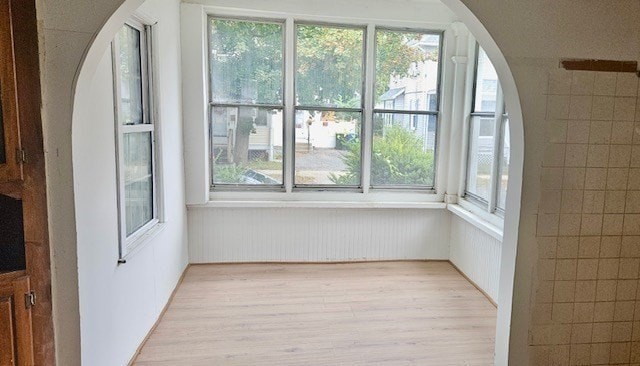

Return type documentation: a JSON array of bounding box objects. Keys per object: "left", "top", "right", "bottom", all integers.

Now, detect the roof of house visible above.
[{"left": 379, "top": 87, "right": 405, "bottom": 101}]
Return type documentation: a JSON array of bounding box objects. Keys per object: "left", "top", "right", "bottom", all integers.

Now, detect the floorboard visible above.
[{"left": 133, "top": 261, "right": 496, "bottom": 365}]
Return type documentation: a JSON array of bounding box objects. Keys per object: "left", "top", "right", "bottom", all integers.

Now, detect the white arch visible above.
[{"left": 70, "top": 1, "right": 526, "bottom": 364}]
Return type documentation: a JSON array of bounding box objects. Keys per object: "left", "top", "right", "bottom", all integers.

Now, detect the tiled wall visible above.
[{"left": 531, "top": 70, "right": 640, "bottom": 365}]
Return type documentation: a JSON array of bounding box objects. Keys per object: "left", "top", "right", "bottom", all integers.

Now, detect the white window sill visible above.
[
  {"left": 189, "top": 200, "right": 446, "bottom": 209},
  {"left": 447, "top": 203, "right": 503, "bottom": 241},
  {"left": 119, "top": 222, "right": 167, "bottom": 263}
]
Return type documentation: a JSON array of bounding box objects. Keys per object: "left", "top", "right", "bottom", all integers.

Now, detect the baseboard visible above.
[
  {"left": 128, "top": 263, "right": 190, "bottom": 365},
  {"left": 448, "top": 260, "right": 497, "bottom": 308},
  {"left": 189, "top": 259, "right": 450, "bottom": 265}
]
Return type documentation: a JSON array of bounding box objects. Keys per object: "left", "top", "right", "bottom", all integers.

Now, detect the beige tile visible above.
[
  {"left": 536, "top": 280, "right": 555, "bottom": 303},
  {"left": 594, "top": 302, "right": 616, "bottom": 322},
  {"left": 542, "top": 167, "right": 565, "bottom": 189},
  {"left": 538, "top": 213, "right": 560, "bottom": 236},
  {"left": 591, "top": 322, "right": 613, "bottom": 342},
  {"left": 538, "top": 237, "right": 558, "bottom": 258},
  {"left": 571, "top": 71, "right": 595, "bottom": 96},
  {"left": 573, "top": 302, "right": 595, "bottom": 323},
  {"left": 608, "top": 145, "right": 632, "bottom": 167},
  {"left": 594, "top": 73, "right": 617, "bottom": 96},
  {"left": 590, "top": 342, "right": 610, "bottom": 364},
  {"left": 569, "top": 95, "right": 593, "bottom": 120},
  {"left": 580, "top": 214, "right": 603, "bottom": 236},
  {"left": 610, "top": 341, "right": 631, "bottom": 364},
  {"left": 589, "top": 120, "right": 612, "bottom": 144},
  {"left": 612, "top": 323, "right": 634, "bottom": 342},
  {"left": 611, "top": 121, "right": 635, "bottom": 145},
  {"left": 613, "top": 301, "right": 635, "bottom": 321},
  {"left": 631, "top": 341, "right": 640, "bottom": 363},
  {"left": 628, "top": 168, "right": 640, "bottom": 190},
  {"left": 621, "top": 236, "right": 640, "bottom": 257},
  {"left": 617, "top": 279, "right": 638, "bottom": 301},
  {"left": 557, "top": 237, "right": 579, "bottom": 258},
  {"left": 583, "top": 190, "right": 605, "bottom": 213},
  {"left": 631, "top": 146, "right": 640, "bottom": 167},
  {"left": 549, "top": 344, "right": 571, "bottom": 364},
  {"left": 548, "top": 120, "right": 568, "bottom": 143},
  {"left": 577, "top": 259, "right": 599, "bottom": 280},
  {"left": 623, "top": 214, "right": 640, "bottom": 235},
  {"left": 634, "top": 122, "right": 640, "bottom": 144},
  {"left": 627, "top": 191, "right": 640, "bottom": 213},
  {"left": 561, "top": 190, "right": 584, "bottom": 213},
  {"left": 585, "top": 168, "right": 608, "bottom": 190},
  {"left": 547, "top": 95, "right": 571, "bottom": 119},
  {"left": 566, "top": 120, "right": 590, "bottom": 144},
  {"left": 587, "top": 145, "right": 610, "bottom": 167},
  {"left": 596, "top": 280, "right": 618, "bottom": 301},
  {"left": 548, "top": 70, "right": 573, "bottom": 95},
  {"left": 619, "top": 258, "right": 640, "bottom": 279},
  {"left": 565, "top": 144, "right": 588, "bottom": 167},
  {"left": 602, "top": 214, "right": 624, "bottom": 235},
  {"left": 552, "top": 302, "right": 574, "bottom": 323},
  {"left": 607, "top": 168, "right": 629, "bottom": 190},
  {"left": 578, "top": 237, "right": 601, "bottom": 258},
  {"left": 597, "top": 258, "right": 620, "bottom": 279},
  {"left": 551, "top": 325, "right": 572, "bottom": 344},
  {"left": 569, "top": 343, "right": 590, "bottom": 365},
  {"left": 538, "top": 259, "right": 557, "bottom": 280},
  {"left": 540, "top": 190, "right": 562, "bottom": 213},
  {"left": 600, "top": 236, "right": 622, "bottom": 257},
  {"left": 530, "top": 345, "right": 551, "bottom": 365},
  {"left": 554, "top": 280, "right": 576, "bottom": 302},
  {"left": 564, "top": 167, "right": 585, "bottom": 190},
  {"left": 556, "top": 259, "right": 578, "bottom": 281},
  {"left": 575, "top": 280, "right": 597, "bottom": 302},
  {"left": 559, "top": 214, "right": 582, "bottom": 236},
  {"left": 531, "top": 324, "right": 554, "bottom": 345},
  {"left": 591, "top": 96, "right": 615, "bottom": 121},
  {"left": 614, "top": 97, "right": 637, "bottom": 121},
  {"left": 604, "top": 191, "right": 626, "bottom": 213},
  {"left": 544, "top": 143, "right": 567, "bottom": 167},
  {"left": 616, "top": 72, "right": 639, "bottom": 97},
  {"left": 532, "top": 302, "right": 553, "bottom": 324}
]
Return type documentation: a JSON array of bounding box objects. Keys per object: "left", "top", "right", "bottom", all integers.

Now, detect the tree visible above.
[{"left": 329, "top": 125, "right": 434, "bottom": 186}]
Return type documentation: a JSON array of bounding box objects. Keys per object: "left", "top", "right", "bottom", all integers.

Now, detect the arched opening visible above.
[{"left": 70, "top": 0, "right": 525, "bottom": 364}]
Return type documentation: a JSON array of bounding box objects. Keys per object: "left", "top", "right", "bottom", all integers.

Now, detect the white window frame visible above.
[
  {"left": 112, "top": 16, "right": 161, "bottom": 259},
  {"left": 205, "top": 13, "right": 445, "bottom": 195},
  {"left": 461, "top": 43, "right": 508, "bottom": 221}
]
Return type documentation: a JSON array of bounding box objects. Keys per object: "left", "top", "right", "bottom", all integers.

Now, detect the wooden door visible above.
[
  {"left": 0, "top": 276, "right": 34, "bottom": 366},
  {"left": 0, "top": 0, "right": 22, "bottom": 182}
]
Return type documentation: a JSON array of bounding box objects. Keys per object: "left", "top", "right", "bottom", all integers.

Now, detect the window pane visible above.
[
  {"left": 371, "top": 113, "right": 436, "bottom": 186},
  {"left": 209, "top": 19, "right": 283, "bottom": 105},
  {"left": 473, "top": 47, "right": 498, "bottom": 113},
  {"left": 211, "top": 106, "right": 283, "bottom": 185},
  {"left": 497, "top": 118, "right": 510, "bottom": 209},
  {"left": 117, "top": 25, "right": 144, "bottom": 125},
  {"left": 375, "top": 30, "right": 440, "bottom": 112},
  {"left": 123, "top": 132, "right": 153, "bottom": 236},
  {"left": 296, "top": 25, "right": 363, "bottom": 108},
  {"left": 466, "top": 116, "right": 495, "bottom": 201},
  {"left": 294, "top": 110, "right": 361, "bottom": 185}
]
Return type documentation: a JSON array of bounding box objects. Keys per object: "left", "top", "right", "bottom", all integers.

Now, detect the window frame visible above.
[
  {"left": 206, "top": 14, "right": 445, "bottom": 194},
  {"left": 463, "top": 43, "right": 508, "bottom": 217},
  {"left": 112, "top": 17, "right": 160, "bottom": 258}
]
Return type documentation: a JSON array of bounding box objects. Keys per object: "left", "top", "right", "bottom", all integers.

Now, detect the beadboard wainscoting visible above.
[
  {"left": 188, "top": 207, "right": 451, "bottom": 263},
  {"left": 449, "top": 214, "right": 502, "bottom": 302}
]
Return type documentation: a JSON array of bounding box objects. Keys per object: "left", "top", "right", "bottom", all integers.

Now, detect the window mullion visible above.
[
  {"left": 487, "top": 84, "right": 504, "bottom": 212},
  {"left": 361, "top": 23, "right": 375, "bottom": 193},
  {"left": 284, "top": 17, "right": 295, "bottom": 193}
]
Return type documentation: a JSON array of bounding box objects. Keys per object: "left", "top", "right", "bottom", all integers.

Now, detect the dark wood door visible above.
[{"left": 0, "top": 275, "right": 33, "bottom": 366}]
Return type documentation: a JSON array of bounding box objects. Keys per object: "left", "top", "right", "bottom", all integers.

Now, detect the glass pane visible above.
[
  {"left": 371, "top": 113, "right": 436, "bottom": 186},
  {"left": 123, "top": 132, "right": 154, "bottom": 236},
  {"left": 473, "top": 47, "right": 498, "bottom": 113},
  {"left": 294, "top": 110, "right": 361, "bottom": 185},
  {"left": 211, "top": 106, "right": 283, "bottom": 185},
  {"left": 466, "top": 116, "right": 495, "bottom": 201},
  {"left": 0, "top": 101, "right": 5, "bottom": 164},
  {"left": 375, "top": 30, "right": 440, "bottom": 112},
  {"left": 117, "top": 24, "right": 144, "bottom": 125},
  {"left": 209, "top": 19, "right": 283, "bottom": 105},
  {"left": 497, "top": 118, "right": 510, "bottom": 210},
  {"left": 296, "top": 25, "right": 363, "bottom": 108}
]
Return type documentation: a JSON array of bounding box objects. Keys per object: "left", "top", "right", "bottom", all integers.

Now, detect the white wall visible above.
[
  {"left": 72, "top": 0, "right": 188, "bottom": 364},
  {"left": 449, "top": 214, "right": 502, "bottom": 301},
  {"left": 189, "top": 207, "right": 450, "bottom": 262}
]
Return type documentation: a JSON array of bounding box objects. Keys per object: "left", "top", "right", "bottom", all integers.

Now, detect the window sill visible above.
[
  {"left": 190, "top": 200, "right": 446, "bottom": 209},
  {"left": 447, "top": 203, "right": 503, "bottom": 241},
  {"left": 119, "top": 222, "right": 167, "bottom": 263}
]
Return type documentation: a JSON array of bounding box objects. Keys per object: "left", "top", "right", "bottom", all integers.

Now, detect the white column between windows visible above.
[
  {"left": 284, "top": 18, "right": 295, "bottom": 192},
  {"left": 362, "top": 24, "right": 375, "bottom": 193},
  {"left": 487, "top": 85, "right": 504, "bottom": 212}
]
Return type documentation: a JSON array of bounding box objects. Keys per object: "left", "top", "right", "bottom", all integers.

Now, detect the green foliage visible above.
[
  {"left": 330, "top": 126, "right": 434, "bottom": 186},
  {"left": 214, "top": 163, "right": 248, "bottom": 184},
  {"left": 374, "top": 30, "right": 427, "bottom": 99}
]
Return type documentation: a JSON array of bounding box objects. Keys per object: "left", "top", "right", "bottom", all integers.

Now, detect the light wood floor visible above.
[{"left": 133, "top": 261, "right": 497, "bottom": 365}]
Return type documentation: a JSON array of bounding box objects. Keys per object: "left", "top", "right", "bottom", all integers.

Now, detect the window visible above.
[
  {"left": 207, "top": 17, "right": 443, "bottom": 191},
  {"left": 465, "top": 46, "right": 509, "bottom": 214},
  {"left": 113, "top": 20, "right": 158, "bottom": 255}
]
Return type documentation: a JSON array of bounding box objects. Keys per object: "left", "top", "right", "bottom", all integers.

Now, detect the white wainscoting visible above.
[
  {"left": 188, "top": 207, "right": 450, "bottom": 263},
  {"left": 449, "top": 214, "right": 502, "bottom": 301}
]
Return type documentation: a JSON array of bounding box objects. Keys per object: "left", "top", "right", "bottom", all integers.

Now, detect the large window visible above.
[
  {"left": 113, "top": 20, "right": 158, "bottom": 256},
  {"left": 465, "top": 46, "right": 509, "bottom": 214},
  {"left": 207, "top": 17, "right": 442, "bottom": 191}
]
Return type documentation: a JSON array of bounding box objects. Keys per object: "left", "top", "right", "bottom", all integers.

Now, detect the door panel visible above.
[{"left": 0, "top": 294, "right": 16, "bottom": 366}]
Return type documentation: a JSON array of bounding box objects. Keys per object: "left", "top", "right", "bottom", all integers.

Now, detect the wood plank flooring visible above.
[{"left": 133, "top": 261, "right": 496, "bottom": 365}]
